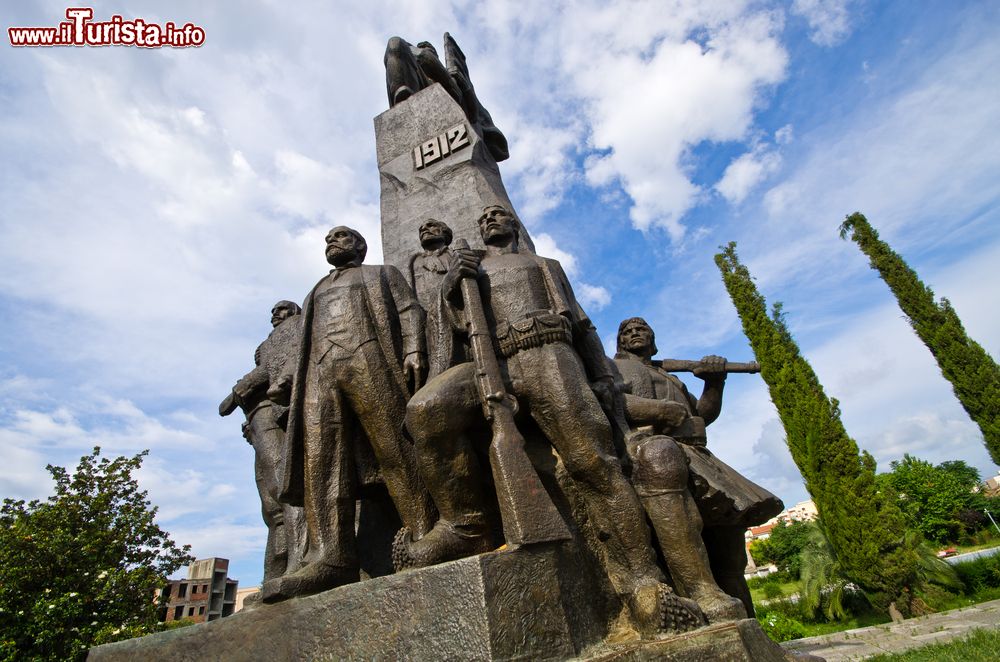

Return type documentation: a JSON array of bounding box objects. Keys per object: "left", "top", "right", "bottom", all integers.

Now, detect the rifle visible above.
[
  {"left": 219, "top": 392, "right": 238, "bottom": 417},
  {"left": 454, "top": 239, "right": 571, "bottom": 546},
  {"left": 655, "top": 359, "right": 760, "bottom": 374}
]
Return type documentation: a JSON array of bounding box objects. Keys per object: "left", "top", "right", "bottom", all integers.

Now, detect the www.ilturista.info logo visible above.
[{"left": 8, "top": 8, "right": 205, "bottom": 48}]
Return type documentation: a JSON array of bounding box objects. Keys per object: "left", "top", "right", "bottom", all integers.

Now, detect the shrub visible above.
[
  {"left": 757, "top": 607, "right": 808, "bottom": 642},
  {"left": 953, "top": 554, "right": 1000, "bottom": 592}
]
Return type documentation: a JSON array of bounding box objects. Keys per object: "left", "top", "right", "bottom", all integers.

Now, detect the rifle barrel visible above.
[{"left": 657, "top": 359, "right": 760, "bottom": 374}]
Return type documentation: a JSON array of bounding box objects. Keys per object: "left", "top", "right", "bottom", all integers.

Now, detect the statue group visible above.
[{"left": 222, "top": 34, "right": 783, "bottom": 644}]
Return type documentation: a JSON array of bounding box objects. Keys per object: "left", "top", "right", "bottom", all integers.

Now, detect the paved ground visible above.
[
  {"left": 945, "top": 544, "right": 1000, "bottom": 565},
  {"left": 781, "top": 598, "right": 1000, "bottom": 660}
]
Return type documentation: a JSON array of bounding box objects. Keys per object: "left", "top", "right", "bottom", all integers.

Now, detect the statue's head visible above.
[
  {"left": 477, "top": 205, "right": 519, "bottom": 246},
  {"left": 616, "top": 317, "right": 657, "bottom": 359},
  {"left": 325, "top": 226, "right": 367, "bottom": 267},
  {"left": 271, "top": 300, "right": 301, "bottom": 327},
  {"left": 416, "top": 41, "right": 438, "bottom": 57},
  {"left": 419, "top": 218, "right": 453, "bottom": 250}
]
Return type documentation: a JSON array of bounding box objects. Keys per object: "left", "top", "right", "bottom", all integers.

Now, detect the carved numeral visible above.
[
  {"left": 413, "top": 122, "right": 472, "bottom": 170},
  {"left": 421, "top": 139, "right": 441, "bottom": 163},
  {"left": 447, "top": 124, "right": 469, "bottom": 151}
]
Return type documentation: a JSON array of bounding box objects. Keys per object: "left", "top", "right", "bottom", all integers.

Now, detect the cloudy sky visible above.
[{"left": 2, "top": 1, "right": 998, "bottom": 587}]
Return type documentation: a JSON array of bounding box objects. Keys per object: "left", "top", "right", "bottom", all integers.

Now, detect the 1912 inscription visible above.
[{"left": 413, "top": 123, "right": 470, "bottom": 170}]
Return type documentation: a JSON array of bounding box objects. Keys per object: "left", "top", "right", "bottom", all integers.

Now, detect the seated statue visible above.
[
  {"left": 613, "top": 317, "right": 783, "bottom": 616},
  {"left": 401, "top": 205, "right": 707, "bottom": 635},
  {"left": 384, "top": 33, "right": 509, "bottom": 162}
]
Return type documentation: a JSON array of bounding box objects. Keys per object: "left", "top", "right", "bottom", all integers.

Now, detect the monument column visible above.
[{"left": 374, "top": 83, "right": 534, "bottom": 273}]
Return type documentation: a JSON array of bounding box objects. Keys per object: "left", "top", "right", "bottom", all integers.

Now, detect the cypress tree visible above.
[
  {"left": 840, "top": 212, "right": 1000, "bottom": 464},
  {"left": 715, "top": 242, "right": 918, "bottom": 606}
]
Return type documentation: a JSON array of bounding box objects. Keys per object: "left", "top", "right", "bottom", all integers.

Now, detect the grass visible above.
[
  {"left": 793, "top": 611, "right": 889, "bottom": 637},
  {"left": 925, "top": 585, "right": 1000, "bottom": 612},
  {"left": 864, "top": 627, "right": 1000, "bottom": 661},
  {"left": 748, "top": 578, "right": 799, "bottom": 603}
]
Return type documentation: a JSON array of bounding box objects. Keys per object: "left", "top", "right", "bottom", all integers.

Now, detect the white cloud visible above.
[
  {"left": 774, "top": 124, "right": 794, "bottom": 145},
  {"left": 561, "top": 6, "right": 788, "bottom": 239},
  {"left": 791, "top": 0, "right": 859, "bottom": 47},
  {"left": 533, "top": 232, "right": 579, "bottom": 276},
  {"left": 715, "top": 145, "right": 782, "bottom": 204},
  {"left": 577, "top": 283, "right": 612, "bottom": 311}
]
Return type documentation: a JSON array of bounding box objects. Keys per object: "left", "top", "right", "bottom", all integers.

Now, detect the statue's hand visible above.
[
  {"left": 404, "top": 352, "right": 427, "bottom": 393},
  {"left": 590, "top": 376, "right": 617, "bottom": 414},
  {"left": 233, "top": 378, "right": 253, "bottom": 405},
  {"left": 692, "top": 355, "right": 727, "bottom": 382},
  {"left": 655, "top": 401, "right": 690, "bottom": 431},
  {"left": 442, "top": 247, "right": 480, "bottom": 299},
  {"left": 267, "top": 373, "right": 293, "bottom": 406}
]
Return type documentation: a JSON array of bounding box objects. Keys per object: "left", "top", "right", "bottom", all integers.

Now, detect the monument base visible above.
[{"left": 88, "top": 545, "right": 798, "bottom": 661}]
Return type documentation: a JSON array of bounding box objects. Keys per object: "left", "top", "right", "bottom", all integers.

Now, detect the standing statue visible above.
[
  {"left": 614, "top": 317, "right": 783, "bottom": 616},
  {"left": 407, "top": 218, "right": 454, "bottom": 313},
  {"left": 402, "top": 205, "right": 705, "bottom": 635},
  {"left": 264, "top": 226, "right": 436, "bottom": 603},
  {"left": 384, "top": 33, "right": 509, "bottom": 162},
  {"left": 406, "top": 219, "right": 467, "bottom": 376},
  {"left": 220, "top": 300, "right": 308, "bottom": 589}
]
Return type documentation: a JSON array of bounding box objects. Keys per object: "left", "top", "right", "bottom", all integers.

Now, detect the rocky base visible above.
[
  {"left": 582, "top": 619, "right": 803, "bottom": 661},
  {"left": 88, "top": 544, "right": 803, "bottom": 661}
]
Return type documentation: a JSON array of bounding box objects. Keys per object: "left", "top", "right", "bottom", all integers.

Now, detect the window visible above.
[
  {"left": 199, "top": 606, "right": 205, "bottom": 615},
  {"left": 188, "top": 607, "right": 195, "bottom": 616},
  {"left": 177, "top": 583, "right": 187, "bottom": 598},
  {"left": 173, "top": 605, "right": 183, "bottom": 620}
]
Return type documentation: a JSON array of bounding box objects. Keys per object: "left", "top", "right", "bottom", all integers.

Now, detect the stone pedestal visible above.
[
  {"left": 88, "top": 544, "right": 611, "bottom": 661},
  {"left": 375, "top": 83, "right": 534, "bottom": 274},
  {"left": 88, "top": 543, "right": 800, "bottom": 661}
]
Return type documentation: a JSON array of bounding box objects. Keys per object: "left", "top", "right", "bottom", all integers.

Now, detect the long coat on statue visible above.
[{"left": 280, "top": 264, "right": 424, "bottom": 508}]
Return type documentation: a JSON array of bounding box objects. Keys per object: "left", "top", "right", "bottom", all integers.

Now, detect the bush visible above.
[
  {"left": 762, "top": 581, "right": 785, "bottom": 599},
  {"left": 757, "top": 607, "right": 808, "bottom": 642},
  {"left": 953, "top": 554, "right": 1000, "bottom": 592}
]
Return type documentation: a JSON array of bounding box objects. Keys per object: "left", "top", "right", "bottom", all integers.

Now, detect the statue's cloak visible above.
[{"left": 280, "top": 264, "right": 424, "bottom": 506}]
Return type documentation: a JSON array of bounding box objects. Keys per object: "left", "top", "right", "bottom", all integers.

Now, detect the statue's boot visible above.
[
  {"left": 260, "top": 560, "right": 359, "bottom": 604},
  {"left": 627, "top": 579, "right": 706, "bottom": 635},
  {"left": 641, "top": 491, "right": 746, "bottom": 623},
  {"left": 392, "top": 519, "right": 492, "bottom": 571}
]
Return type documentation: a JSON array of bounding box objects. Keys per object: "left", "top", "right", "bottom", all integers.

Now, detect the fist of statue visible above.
[
  {"left": 656, "top": 401, "right": 689, "bottom": 431},
  {"left": 590, "top": 377, "right": 618, "bottom": 413},
  {"left": 692, "top": 355, "right": 727, "bottom": 381},
  {"left": 404, "top": 352, "right": 427, "bottom": 392},
  {"left": 443, "top": 248, "right": 481, "bottom": 297},
  {"left": 267, "top": 374, "right": 293, "bottom": 406}
]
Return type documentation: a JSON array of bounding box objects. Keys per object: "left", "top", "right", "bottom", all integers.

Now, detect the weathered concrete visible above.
[
  {"left": 582, "top": 619, "right": 793, "bottom": 661},
  {"left": 375, "top": 83, "right": 533, "bottom": 275},
  {"left": 88, "top": 543, "right": 797, "bottom": 661},
  {"left": 781, "top": 598, "right": 1000, "bottom": 660},
  {"left": 89, "top": 544, "right": 612, "bottom": 662}
]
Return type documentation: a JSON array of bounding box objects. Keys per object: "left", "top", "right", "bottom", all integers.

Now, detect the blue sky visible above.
[{"left": 2, "top": 1, "right": 998, "bottom": 588}]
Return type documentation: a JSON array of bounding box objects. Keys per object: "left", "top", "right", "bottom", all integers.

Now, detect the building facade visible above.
[{"left": 158, "top": 557, "right": 239, "bottom": 624}]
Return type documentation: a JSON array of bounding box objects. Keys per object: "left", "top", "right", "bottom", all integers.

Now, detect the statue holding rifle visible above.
[
  {"left": 614, "top": 317, "right": 783, "bottom": 616},
  {"left": 402, "top": 205, "right": 705, "bottom": 635}
]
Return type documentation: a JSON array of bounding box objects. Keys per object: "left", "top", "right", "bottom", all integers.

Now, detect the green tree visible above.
[
  {"left": 879, "top": 455, "right": 985, "bottom": 543},
  {"left": 749, "top": 520, "right": 816, "bottom": 578},
  {"left": 715, "top": 242, "right": 918, "bottom": 609},
  {"left": 0, "top": 448, "right": 193, "bottom": 661},
  {"left": 839, "top": 212, "right": 1000, "bottom": 464}
]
